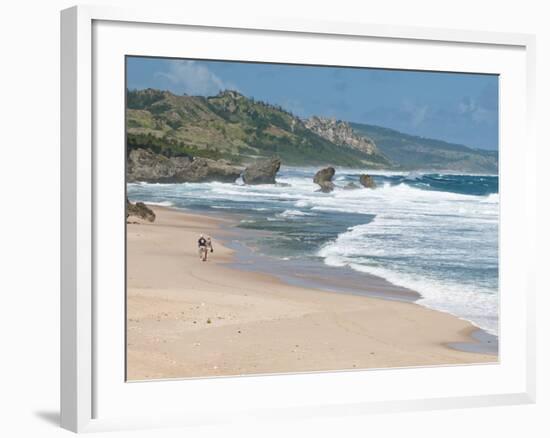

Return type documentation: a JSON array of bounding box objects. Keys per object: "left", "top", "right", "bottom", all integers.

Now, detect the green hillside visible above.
[
  {"left": 350, "top": 122, "right": 498, "bottom": 174},
  {"left": 126, "top": 89, "right": 390, "bottom": 168}
]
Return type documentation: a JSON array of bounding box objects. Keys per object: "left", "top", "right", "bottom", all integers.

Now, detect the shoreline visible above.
[
  {"left": 195, "top": 206, "right": 498, "bottom": 353},
  {"left": 127, "top": 205, "right": 497, "bottom": 381},
  {"left": 225, "top": 241, "right": 499, "bottom": 356}
]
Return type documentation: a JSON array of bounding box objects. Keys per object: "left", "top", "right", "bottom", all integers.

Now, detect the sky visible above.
[{"left": 127, "top": 56, "right": 499, "bottom": 150}]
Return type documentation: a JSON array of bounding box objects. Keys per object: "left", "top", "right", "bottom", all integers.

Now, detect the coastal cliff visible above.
[
  {"left": 126, "top": 88, "right": 499, "bottom": 176},
  {"left": 127, "top": 148, "right": 243, "bottom": 183},
  {"left": 126, "top": 89, "right": 391, "bottom": 171},
  {"left": 304, "top": 116, "right": 379, "bottom": 156}
]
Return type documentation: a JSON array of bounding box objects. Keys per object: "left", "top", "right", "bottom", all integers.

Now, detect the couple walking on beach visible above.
[{"left": 198, "top": 234, "right": 214, "bottom": 261}]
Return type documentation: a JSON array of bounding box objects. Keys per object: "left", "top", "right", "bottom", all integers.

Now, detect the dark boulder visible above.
[
  {"left": 179, "top": 157, "right": 243, "bottom": 183},
  {"left": 313, "top": 167, "right": 335, "bottom": 193},
  {"left": 127, "top": 198, "right": 156, "bottom": 222},
  {"left": 127, "top": 148, "right": 186, "bottom": 183},
  {"left": 359, "top": 174, "right": 377, "bottom": 189},
  {"left": 127, "top": 148, "right": 242, "bottom": 183},
  {"left": 242, "top": 157, "right": 281, "bottom": 184}
]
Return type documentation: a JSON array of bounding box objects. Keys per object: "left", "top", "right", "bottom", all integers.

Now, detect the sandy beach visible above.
[{"left": 126, "top": 206, "right": 497, "bottom": 381}]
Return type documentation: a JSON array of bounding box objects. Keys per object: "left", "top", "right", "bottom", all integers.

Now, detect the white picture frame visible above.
[{"left": 60, "top": 4, "right": 537, "bottom": 433}]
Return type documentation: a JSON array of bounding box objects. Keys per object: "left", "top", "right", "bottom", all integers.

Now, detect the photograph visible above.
[{"left": 125, "top": 56, "right": 499, "bottom": 381}]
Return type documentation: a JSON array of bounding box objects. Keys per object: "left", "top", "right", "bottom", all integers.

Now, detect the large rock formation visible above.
[
  {"left": 127, "top": 148, "right": 242, "bottom": 183},
  {"left": 359, "top": 174, "right": 377, "bottom": 189},
  {"left": 183, "top": 157, "right": 243, "bottom": 183},
  {"left": 305, "top": 116, "right": 378, "bottom": 155},
  {"left": 242, "top": 157, "right": 281, "bottom": 184},
  {"left": 126, "top": 198, "right": 156, "bottom": 222},
  {"left": 127, "top": 148, "right": 189, "bottom": 182},
  {"left": 313, "top": 167, "right": 335, "bottom": 193}
]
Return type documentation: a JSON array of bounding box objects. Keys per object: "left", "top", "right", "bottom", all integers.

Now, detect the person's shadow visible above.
[{"left": 34, "top": 410, "right": 60, "bottom": 427}]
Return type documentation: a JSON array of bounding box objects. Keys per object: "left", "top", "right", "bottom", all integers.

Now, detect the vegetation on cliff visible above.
[
  {"left": 126, "top": 88, "right": 499, "bottom": 174},
  {"left": 126, "top": 89, "right": 389, "bottom": 168}
]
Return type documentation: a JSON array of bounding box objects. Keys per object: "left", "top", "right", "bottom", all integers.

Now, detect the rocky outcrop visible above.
[
  {"left": 242, "top": 157, "right": 281, "bottom": 184},
  {"left": 313, "top": 167, "right": 335, "bottom": 193},
  {"left": 183, "top": 157, "right": 243, "bottom": 183},
  {"left": 126, "top": 198, "right": 155, "bottom": 222},
  {"left": 127, "top": 148, "right": 242, "bottom": 183},
  {"left": 359, "top": 174, "right": 377, "bottom": 189},
  {"left": 127, "top": 148, "right": 190, "bottom": 182},
  {"left": 305, "top": 116, "right": 378, "bottom": 155}
]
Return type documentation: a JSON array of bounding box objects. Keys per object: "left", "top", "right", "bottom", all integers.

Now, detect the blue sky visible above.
[{"left": 127, "top": 57, "right": 498, "bottom": 150}]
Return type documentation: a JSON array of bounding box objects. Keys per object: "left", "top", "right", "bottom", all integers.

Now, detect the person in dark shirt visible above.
[{"left": 198, "top": 234, "right": 208, "bottom": 261}]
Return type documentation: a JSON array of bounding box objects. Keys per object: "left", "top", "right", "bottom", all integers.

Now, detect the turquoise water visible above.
[{"left": 128, "top": 167, "right": 499, "bottom": 335}]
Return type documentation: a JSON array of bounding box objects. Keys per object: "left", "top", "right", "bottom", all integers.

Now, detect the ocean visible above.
[{"left": 127, "top": 167, "right": 499, "bottom": 336}]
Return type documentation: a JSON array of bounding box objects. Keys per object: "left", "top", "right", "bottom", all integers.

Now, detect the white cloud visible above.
[
  {"left": 458, "top": 97, "right": 494, "bottom": 124},
  {"left": 155, "top": 61, "right": 229, "bottom": 96},
  {"left": 401, "top": 100, "right": 429, "bottom": 127}
]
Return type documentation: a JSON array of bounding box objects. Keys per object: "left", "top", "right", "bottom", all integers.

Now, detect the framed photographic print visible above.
[{"left": 61, "top": 4, "right": 536, "bottom": 433}]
